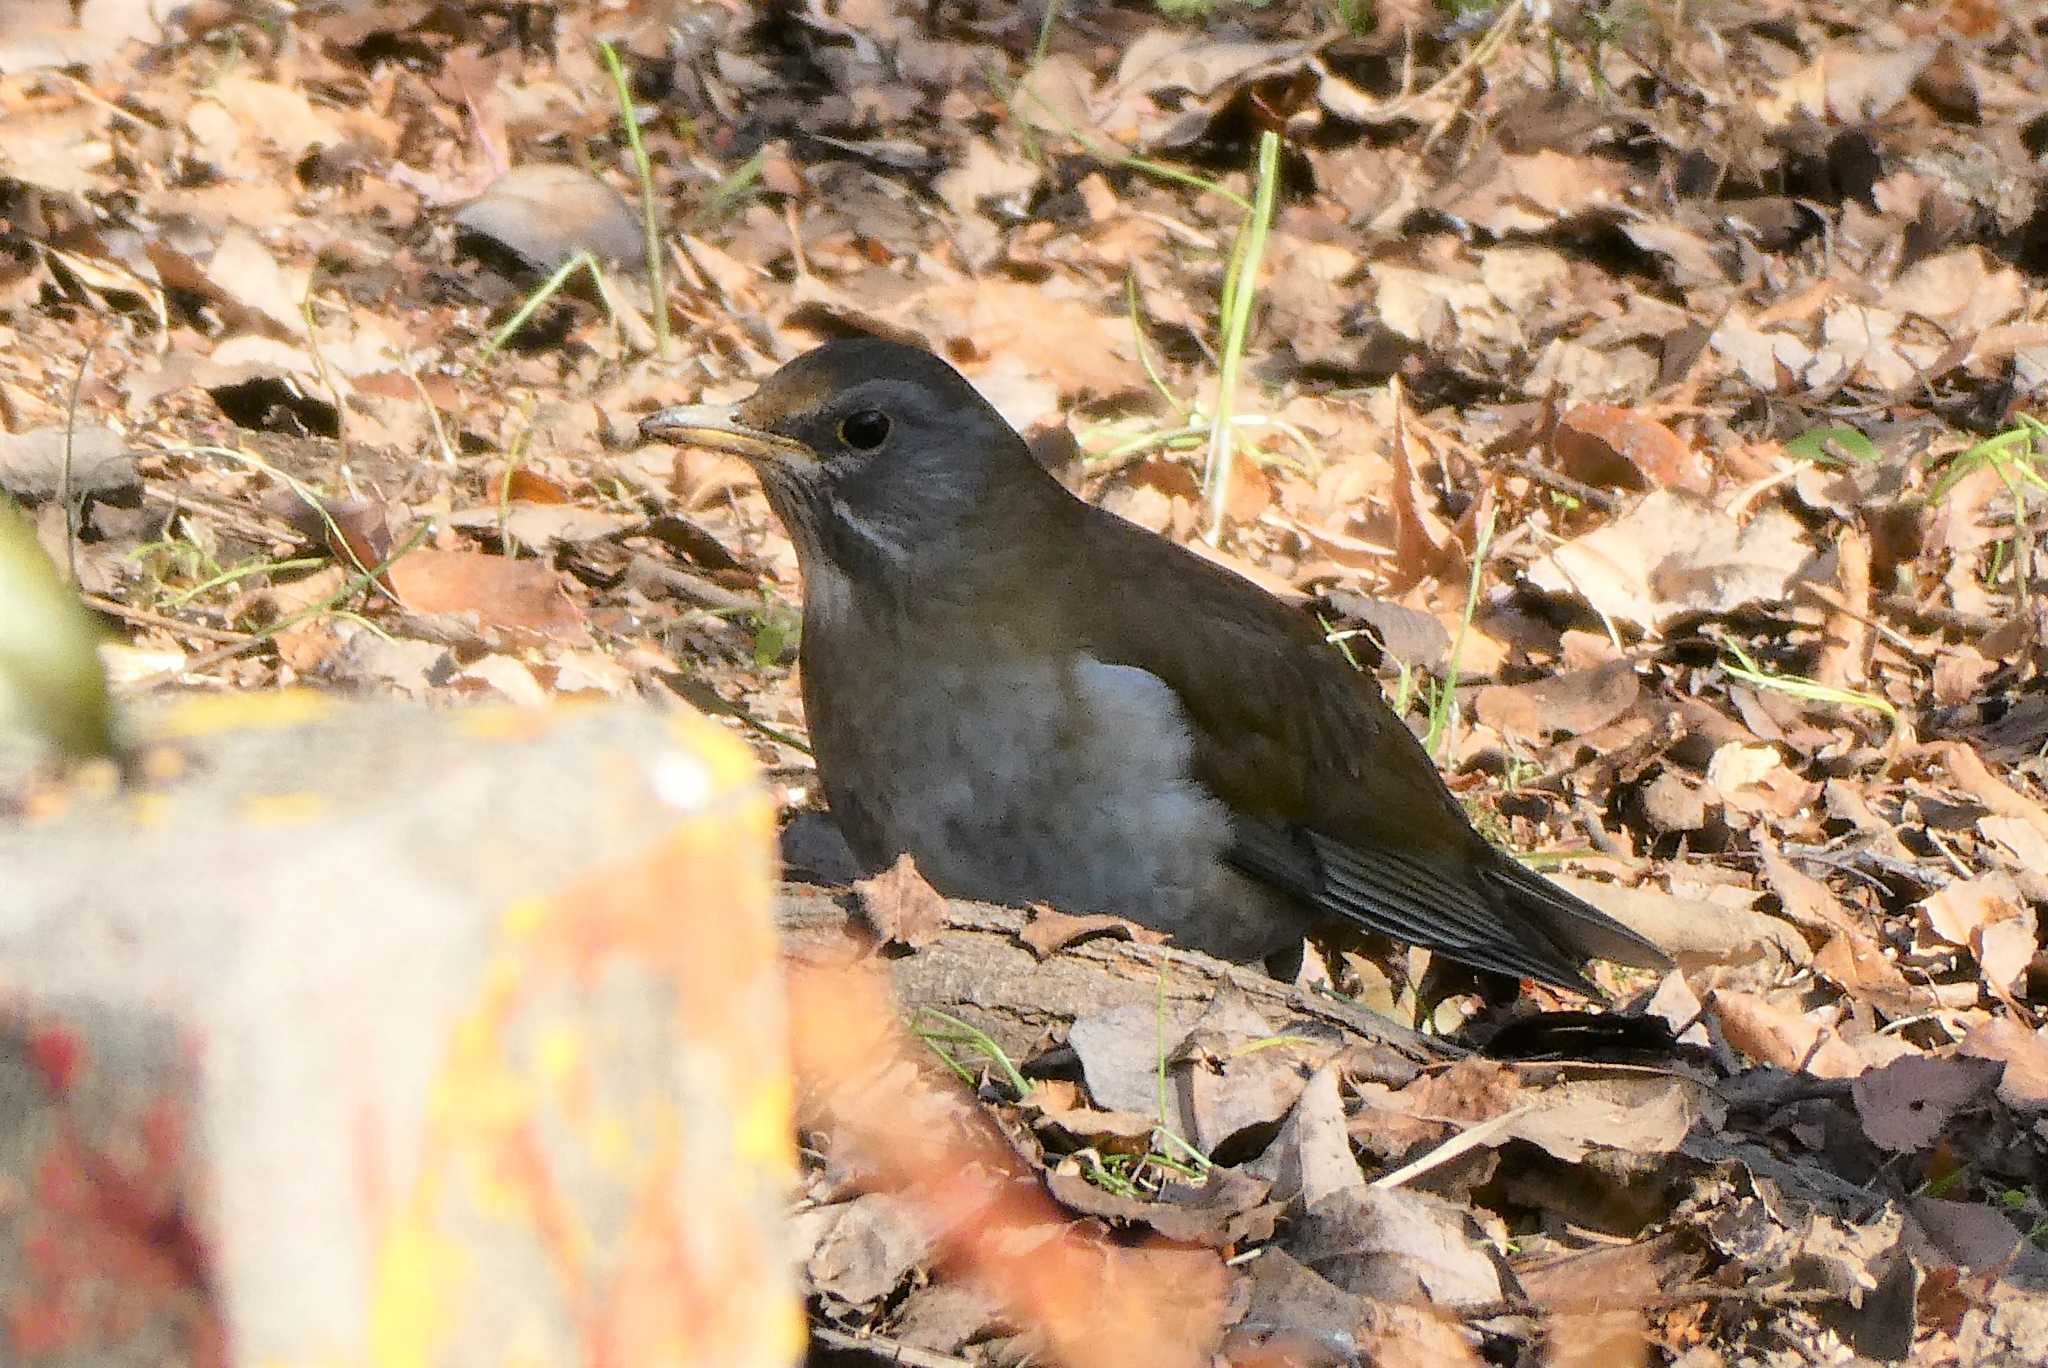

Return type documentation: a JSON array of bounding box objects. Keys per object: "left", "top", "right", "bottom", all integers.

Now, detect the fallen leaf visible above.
[
  {"left": 1474, "top": 659, "right": 1639, "bottom": 741},
  {"left": 1526, "top": 490, "right": 1814, "bottom": 630},
  {"left": 1709, "top": 991, "right": 1863, "bottom": 1077},
  {"left": 454, "top": 163, "right": 643, "bottom": 273},
  {"left": 1851, "top": 1054, "right": 2001, "bottom": 1152},
  {"left": 1019, "top": 905, "right": 1165, "bottom": 958},
  {"left": 853, "top": 853, "right": 948, "bottom": 949},
  {"left": 1552, "top": 404, "right": 1710, "bottom": 493},
  {"left": 386, "top": 547, "right": 587, "bottom": 638}
]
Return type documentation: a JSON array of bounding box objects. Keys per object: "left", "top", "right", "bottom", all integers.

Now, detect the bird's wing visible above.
[{"left": 1073, "top": 509, "right": 1668, "bottom": 991}]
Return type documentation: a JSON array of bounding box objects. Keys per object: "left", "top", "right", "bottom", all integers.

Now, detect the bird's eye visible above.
[{"left": 838, "top": 409, "right": 891, "bottom": 450}]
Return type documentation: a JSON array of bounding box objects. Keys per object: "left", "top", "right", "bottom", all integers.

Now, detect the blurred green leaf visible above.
[
  {"left": 1783, "top": 425, "right": 1879, "bottom": 466},
  {"left": 0, "top": 498, "right": 117, "bottom": 761}
]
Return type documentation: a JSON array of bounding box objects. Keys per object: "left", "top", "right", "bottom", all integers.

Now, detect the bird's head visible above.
[{"left": 639, "top": 339, "right": 1038, "bottom": 578}]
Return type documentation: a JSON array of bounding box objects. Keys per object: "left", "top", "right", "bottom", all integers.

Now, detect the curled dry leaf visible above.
[
  {"left": 794, "top": 1192, "right": 934, "bottom": 1307},
  {"left": 453, "top": 163, "right": 643, "bottom": 274},
  {"left": 1525, "top": 489, "right": 1813, "bottom": 630},
  {"left": 1516, "top": 1230, "right": 1701, "bottom": 1314},
  {"left": 1708, "top": 990, "right": 1864, "bottom": 1077},
  {"left": 1474, "top": 658, "right": 1639, "bottom": 741},
  {"left": 852, "top": 852, "right": 948, "bottom": 949},
  {"left": 1043, "top": 1167, "right": 1278, "bottom": 1248},
  {"left": 1254, "top": 1063, "right": 1361, "bottom": 1209},
  {"left": 788, "top": 961, "right": 1226, "bottom": 1368},
  {"left": 1957, "top": 1018, "right": 2048, "bottom": 1113},
  {"left": 1551, "top": 403, "right": 1711, "bottom": 494},
  {"left": 1548, "top": 874, "right": 1804, "bottom": 969},
  {"left": 1286, "top": 1186, "right": 1507, "bottom": 1308},
  {"left": 933, "top": 137, "right": 1041, "bottom": 219},
  {"left": 1908, "top": 1196, "right": 2046, "bottom": 1279},
  {"left": 1019, "top": 905, "right": 1166, "bottom": 958},
  {"left": 1917, "top": 872, "right": 2037, "bottom": 992}
]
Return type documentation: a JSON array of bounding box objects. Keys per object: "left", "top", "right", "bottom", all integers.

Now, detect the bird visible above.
[{"left": 640, "top": 338, "right": 1672, "bottom": 995}]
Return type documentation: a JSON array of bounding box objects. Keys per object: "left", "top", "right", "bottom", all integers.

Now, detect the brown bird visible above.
[{"left": 641, "top": 339, "right": 1671, "bottom": 995}]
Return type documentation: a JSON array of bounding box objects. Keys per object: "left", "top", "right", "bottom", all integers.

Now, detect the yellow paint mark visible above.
[
  {"left": 436, "top": 967, "right": 533, "bottom": 1138},
  {"left": 591, "top": 1112, "right": 633, "bottom": 1170},
  {"left": 773, "top": 1298, "right": 809, "bottom": 1362},
  {"left": 501, "top": 895, "right": 552, "bottom": 942},
  {"left": 735, "top": 1073, "right": 797, "bottom": 1175},
  {"left": 156, "top": 689, "right": 331, "bottom": 738},
  {"left": 124, "top": 793, "right": 170, "bottom": 828},
  {"left": 370, "top": 1199, "right": 471, "bottom": 1368},
  {"left": 535, "top": 1023, "right": 580, "bottom": 1088},
  {"left": 237, "top": 793, "right": 328, "bottom": 826},
  {"left": 455, "top": 705, "right": 554, "bottom": 743},
  {"left": 663, "top": 708, "right": 760, "bottom": 793}
]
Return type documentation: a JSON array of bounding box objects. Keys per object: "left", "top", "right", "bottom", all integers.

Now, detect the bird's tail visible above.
[{"left": 1481, "top": 856, "right": 1673, "bottom": 975}]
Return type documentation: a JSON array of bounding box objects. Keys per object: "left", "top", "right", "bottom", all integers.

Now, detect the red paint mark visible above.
[
  {"left": 2, "top": 1027, "right": 231, "bottom": 1367},
  {"left": 140, "top": 1096, "right": 187, "bottom": 1172},
  {"left": 7, "top": 1284, "right": 85, "bottom": 1355},
  {"left": 28, "top": 1024, "right": 84, "bottom": 1096}
]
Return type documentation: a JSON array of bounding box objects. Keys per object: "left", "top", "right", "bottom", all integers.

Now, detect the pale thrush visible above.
[{"left": 641, "top": 339, "right": 1672, "bottom": 995}]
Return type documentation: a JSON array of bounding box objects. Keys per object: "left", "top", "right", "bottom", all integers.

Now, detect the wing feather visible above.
[{"left": 1069, "top": 503, "right": 1670, "bottom": 993}]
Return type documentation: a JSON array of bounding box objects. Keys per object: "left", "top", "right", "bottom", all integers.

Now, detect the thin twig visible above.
[
  {"left": 60, "top": 323, "right": 108, "bottom": 585},
  {"left": 1500, "top": 454, "right": 1624, "bottom": 513},
  {"left": 809, "top": 1325, "right": 977, "bottom": 1368},
  {"left": 80, "top": 593, "right": 253, "bottom": 646}
]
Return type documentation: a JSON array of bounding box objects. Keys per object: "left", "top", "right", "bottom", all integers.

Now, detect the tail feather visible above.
[
  {"left": 1227, "top": 819, "right": 1673, "bottom": 994},
  {"left": 1307, "top": 835, "right": 1607, "bottom": 994},
  {"left": 1480, "top": 857, "right": 1673, "bottom": 972}
]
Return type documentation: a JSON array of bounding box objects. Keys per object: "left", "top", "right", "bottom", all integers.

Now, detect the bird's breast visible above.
[{"left": 801, "top": 630, "right": 1284, "bottom": 955}]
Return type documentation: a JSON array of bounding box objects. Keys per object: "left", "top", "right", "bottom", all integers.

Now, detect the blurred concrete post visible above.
[{"left": 0, "top": 695, "right": 801, "bottom": 1367}]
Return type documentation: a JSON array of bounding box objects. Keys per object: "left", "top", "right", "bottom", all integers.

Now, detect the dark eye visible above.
[{"left": 838, "top": 409, "right": 891, "bottom": 450}]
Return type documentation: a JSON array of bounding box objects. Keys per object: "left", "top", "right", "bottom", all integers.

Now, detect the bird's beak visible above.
[{"left": 638, "top": 404, "right": 815, "bottom": 465}]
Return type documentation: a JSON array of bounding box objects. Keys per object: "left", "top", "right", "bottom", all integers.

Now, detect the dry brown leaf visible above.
[
  {"left": 934, "top": 138, "right": 1041, "bottom": 219},
  {"left": 1918, "top": 741, "right": 2048, "bottom": 846},
  {"left": 1756, "top": 841, "right": 1860, "bottom": 938},
  {"left": 1474, "top": 659, "right": 1639, "bottom": 741},
  {"left": 1382, "top": 386, "right": 1457, "bottom": 590},
  {"left": 1354, "top": 1302, "right": 1484, "bottom": 1368},
  {"left": 386, "top": 547, "right": 587, "bottom": 638},
  {"left": 853, "top": 853, "right": 948, "bottom": 949},
  {"left": 451, "top": 653, "right": 550, "bottom": 707},
  {"left": 1908, "top": 1196, "right": 2035, "bottom": 1274},
  {"left": 1018, "top": 905, "right": 1165, "bottom": 958},
  {"left": 1917, "top": 873, "right": 2036, "bottom": 990},
  {"left": 1289, "top": 1186, "right": 1507, "bottom": 1308},
  {"left": 1525, "top": 490, "right": 1813, "bottom": 630},
  {"left": 1811, "top": 931, "right": 1915, "bottom": 998},
  {"left": 794, "top": 1193, "right": 934, "bottom": 1306},
  {"left": 1505, "top": 1074, "right": 1711, "bottom": 1163},
  {"left": 1851, "top": 1054, "right": 2001, "bottom": 1152},
  {"left": 1435, "top": 150, "right": 1628, "bottom": 235},
  {"left": 454, "top": 163, "right": 643, "bottom": 272},
  {"left": 1708, "top": 991, "right": 1863, "bottom": 1077},
  {"left": 791, "top": 961, "right": 1226, "bottom": 1368},
  {"left": 1043, "top": 1167, "right": 1276, "bottom": 1247},
  {"left": 1518, "top": 1232, "right": 1699, "bottom": 1314},
  {"left": 1815, "top": 526, "right": 1872, "bottom": 690},
  {"left": 1552, "top": 404, "right": 1710, "bottom": 494},
  {"left": 1956, "top": 1018, "right": 2048, "bottom": 1113},
  {"left": 0, "top": 99, "right": 117, "bottom": 193}
]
